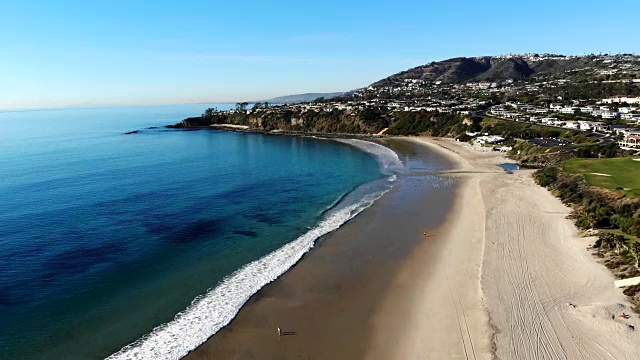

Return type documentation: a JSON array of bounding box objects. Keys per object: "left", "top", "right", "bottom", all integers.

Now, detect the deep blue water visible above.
[{"left": 0, "top": 105, "right": 386, "bottom": 359}]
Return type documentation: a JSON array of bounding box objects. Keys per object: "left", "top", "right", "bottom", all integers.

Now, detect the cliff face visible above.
[
  {"left": 171, "top": 108, "right": 390, "bottom": 134},
  {"left": 170, "top": 109, "right": 485, "bottom": 139}
]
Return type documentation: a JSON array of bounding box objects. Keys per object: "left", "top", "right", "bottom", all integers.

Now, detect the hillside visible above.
[
  {"left": 371, "top": 55, "right": 595, "bottom": 86},
  {"left": 266, "top": 92, "right": 344, "bottom": 104}
]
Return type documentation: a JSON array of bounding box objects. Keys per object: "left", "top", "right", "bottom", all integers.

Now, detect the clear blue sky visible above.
[{"left": 1, "top": 0, "right": 639, "bottom": 109}]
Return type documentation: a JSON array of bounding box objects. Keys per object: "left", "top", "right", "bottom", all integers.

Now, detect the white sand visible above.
[
  {"left": 615, "top": 277, "right": 640, "bottom": 288},
  {"left": 367, "top": 137, "right": 639, "bottom": 360},
  {"left": 209, "top": 124, "right": 249, "bottom": 130}
]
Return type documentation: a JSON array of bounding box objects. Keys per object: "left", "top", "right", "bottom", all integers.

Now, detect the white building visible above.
[
  {"left": 601, "top": 111, "right": 620, "bottom": 119},
  {"left": 619, "top": 135, "right": 640, "bottom": 149},
  {"left": 474, "top": 135, "right": 505, "bottom": 145},
  {"left": 581, "top": 121, "right": 604, "bottom": 131},
  {"left": 602, "top": 96, "right": 640, "bottom": 104},
  {"left": 563, "top": 121, "right": 579, "bottom": 129}
]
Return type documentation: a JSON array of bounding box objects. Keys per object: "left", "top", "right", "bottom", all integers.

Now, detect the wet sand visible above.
[{"left": 185, "top": 139, "right": 464, "bottom": 359}]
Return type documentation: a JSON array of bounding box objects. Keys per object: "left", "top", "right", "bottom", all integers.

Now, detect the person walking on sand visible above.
[{"left": 277, "top": 327, "right": 281, "bottom": 336}]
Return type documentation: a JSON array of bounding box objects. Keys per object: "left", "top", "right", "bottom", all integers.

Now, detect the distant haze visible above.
[{"left": 266, "top": 92, "right": 345, "bottom": 104}]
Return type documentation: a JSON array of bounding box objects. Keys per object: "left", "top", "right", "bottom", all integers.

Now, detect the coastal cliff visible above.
[
  {"left": 169, "top": 108, "right": 485, "bottom": 138},
  {"left": 170, "top": 108, "right": 390, "bottom": 134}
]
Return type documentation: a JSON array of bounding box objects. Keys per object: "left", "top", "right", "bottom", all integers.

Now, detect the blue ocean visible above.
[{"left": 0, "top": 104, "right": 399, "bottom": 359}]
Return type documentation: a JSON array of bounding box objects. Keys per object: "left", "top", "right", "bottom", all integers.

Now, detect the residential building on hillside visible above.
[
  {"left": 619, "top": 134, "right": 640, "bottom": 149},
  {"left": 602, "top": 96, "right": 640, "bottom": 104}
]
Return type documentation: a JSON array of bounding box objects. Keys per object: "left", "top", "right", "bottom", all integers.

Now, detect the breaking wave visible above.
[
  {"left": 334, "top": 138, "right": 404, "bottom": 175},
  {"left": 106, "top": 140, "right": 403, "bottom": 360}
]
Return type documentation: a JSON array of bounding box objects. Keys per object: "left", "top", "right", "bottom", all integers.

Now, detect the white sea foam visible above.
[
  {"left": 334, "top": 139, "right": 404, "bottom": 175},
  {"left": 106, "top": 189, "right": 389, "bottom": 360},
  {"left": 107, "top": 138, "right": 402, "bottom": 360}
]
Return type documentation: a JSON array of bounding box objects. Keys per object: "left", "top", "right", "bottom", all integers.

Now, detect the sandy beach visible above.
[
  {"left": 186, "top": 137, "right": 639, "bottom": 360},
  {"left": 413, "top": 137, "right": 640, "bottom": 360}
]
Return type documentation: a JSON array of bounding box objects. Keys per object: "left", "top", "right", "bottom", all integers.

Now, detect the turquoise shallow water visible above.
[{"left": 0, "top": 105, "right": 388, "bottom": 359}]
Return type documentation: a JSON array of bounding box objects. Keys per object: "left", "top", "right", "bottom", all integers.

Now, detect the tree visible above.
[
  {"left": 597, "top": 232, "right": 616, "bottom": 252},
  {"left": 614, "top": 234, "right": 627, "bottom": 254},
  {"left": 235, "top": 102, "right": 249, "bottom": 111},
  {"left": 252, "top": 102, "right": 263, "bottom": 110},
  {"left": 630, "top": 241, "right": 640, "bottom": 268},
  {"left": 203, "top": 107, "right": 217, "bottom": 117}
]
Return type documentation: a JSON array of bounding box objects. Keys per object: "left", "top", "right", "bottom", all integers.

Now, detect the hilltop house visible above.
[
  {"left": 601, "top": 111, "right": 620, "bottom": 120},
  {"left": 619, "top": 134, "right": 640, "bottom": 149},
  {"left": 602, "top": 96, "right": 640, "bottom": 104}
]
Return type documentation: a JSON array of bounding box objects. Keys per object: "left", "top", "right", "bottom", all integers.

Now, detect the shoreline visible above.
[
  {"left": 165, "top": 124, "right": 388, "bottom": 139},
  {"left": 364, "top": 138, "right": 494, "bottom": 359},
  {"left": 184, "top": 138, "right": 463, "bottom": 359},
  {"left": 184, "top": 135, "right": 639, "bottom": 359},
  {"left": 105, "top": 135, "right": 401, "bottom": 360}
]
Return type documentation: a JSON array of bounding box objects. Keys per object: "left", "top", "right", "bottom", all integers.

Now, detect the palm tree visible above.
[
  {"left": 630, "top": 241, "right": 640, "bottom": 268},
  {"left": 598, "top": 232, "right": 616, "bottom": 252},
  {"left": 614, "top": 234, "right": 627, "bottom": 255}
]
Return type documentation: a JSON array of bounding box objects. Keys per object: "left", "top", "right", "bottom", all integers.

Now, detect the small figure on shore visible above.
[
  {"left": 277, "top": 327, "right": 281, "bottom": 336},
  {"left": 619, "top": 313, "right": 630, "bottom": 319}
]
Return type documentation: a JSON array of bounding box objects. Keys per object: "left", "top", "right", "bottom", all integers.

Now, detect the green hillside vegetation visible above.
[
  {"left": 563, "top": 158, "right": 640, "bottom": 198},
  {"left": 175, "top": 108, "right": 390, "bottom": 134},
  {"left": 544, "top": 80, "right": 640, "bottom": 99},
  {"left": 534, "top": 166, "right": 640, "bottom": 236},
  {"left": 508, "top": 139, "right": 558, "bottom": 157},
  {"left": 480, "top": 117, "right": 599, "bottom": 144},
  {"left": 385, "top": 112, "right": 475, "bottom": 136}
]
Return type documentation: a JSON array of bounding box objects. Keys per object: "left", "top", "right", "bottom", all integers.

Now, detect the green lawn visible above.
[
  {"left": 563, "top": 157, "right": 640, "bottom": 197},
  {"left": 601, "top": 229, "right": 639, "bottom": 244}
]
